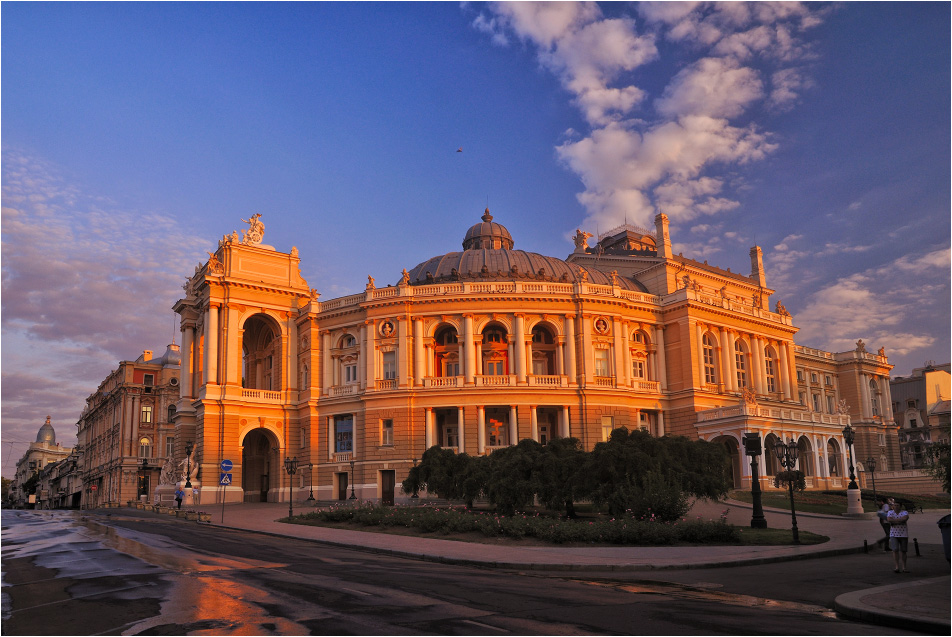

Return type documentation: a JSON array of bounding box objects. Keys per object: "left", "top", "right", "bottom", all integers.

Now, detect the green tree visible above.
[
  {"left": 535, "top": 437, "right": 586, "bottom": 518},
  {"left": 485, "top": 439, "right": 545, "bottom": 516},
  {"left": 402, "top": 446, "right": 488, "bottom": 508},
  {"left": 924, "top": 438, "right": 950, "bottom": 493}
]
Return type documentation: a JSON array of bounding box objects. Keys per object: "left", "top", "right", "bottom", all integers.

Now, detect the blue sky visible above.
[{"left": 2, "top": 2, "right": 949, "bottom": 476}]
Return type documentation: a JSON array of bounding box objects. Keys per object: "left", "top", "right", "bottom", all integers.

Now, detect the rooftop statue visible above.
[
  {"left": 240, "top": 213, "right": 265, "bottom": 245},
  {"left": 573, "top": 228, "right": 594, "bottom": 251}
]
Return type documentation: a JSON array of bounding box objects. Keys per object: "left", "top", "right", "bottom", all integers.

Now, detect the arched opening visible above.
[
  {"left": 481, "top": 322, "right": 509, "bottom": 376},
  {"left": 796, "top": 436, "right": 814, "bottom": 477},
  {"left": 713, "top": 435, "right": 742, "bottom": 488},
  {"left": 827, "top": 438, "right": 843, "bottom": 477},
  {"left": 530, "top": 323, "right": 556, "bottom": 375},
  {"left": 433, "top": 325, "right": 460, "bottom": 377},
  {"left": 241, "top": 428, "right": 279, "bottom": 502},
  {"left": 242, "top": 315, "right": 281, "bottom": 390},
  {"left": 334, "top": 333, "right": 360, "bottom": 385},
  {"left": 763, "top": 433, "right": 781, "bottom": 476}
]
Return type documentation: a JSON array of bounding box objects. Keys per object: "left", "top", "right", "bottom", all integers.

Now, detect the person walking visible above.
[
  {"left": 174, "top": 487, "right": 185, "bottom": 510},
  {"left": 886, "top": 500, "right": 910, "bottom": 573},
  {"left": 877, "top": 497, "right": 893, "bottom": 551}
]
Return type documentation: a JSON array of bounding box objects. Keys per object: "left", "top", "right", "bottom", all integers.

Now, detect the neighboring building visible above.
[
  {"left": 76, "top": 344, "right": 181, "bottom": 507},
  {"left": 169, "top": 212, "right": 894, "bottom": 506},
  {"left": 891, "top": 363, "right": 951, "bottom": 469},
  {"left": 10, "top": 417, "right": 73, "bottom": 508},
  {"left": 34, "top": 450, "right": 82, "bottom": 509}
]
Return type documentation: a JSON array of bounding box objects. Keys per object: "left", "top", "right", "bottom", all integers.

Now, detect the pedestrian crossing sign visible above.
[{"left": 219, "top": 473, "right": 232, "bottom": 486}]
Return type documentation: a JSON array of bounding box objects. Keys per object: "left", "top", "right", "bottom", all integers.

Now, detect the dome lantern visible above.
[{"left": 462, "top": 208, "right": 514, "bottom": 251}]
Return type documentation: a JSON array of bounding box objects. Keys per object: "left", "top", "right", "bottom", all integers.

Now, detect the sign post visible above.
[{"left": 219, "top": 460, "right": 233, "bottom": 524}]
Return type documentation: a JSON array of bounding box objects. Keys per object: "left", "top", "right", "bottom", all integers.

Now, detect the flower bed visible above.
[{"left": 292, "top": 503, "right": 740, "bottom": 545}]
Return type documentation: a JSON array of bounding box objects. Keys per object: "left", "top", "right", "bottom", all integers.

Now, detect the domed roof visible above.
[
  {"left": 36, "top": 416, "right": 55, "bottom": 445},
  {"left": 462, "top": 209, "right": 514, "bottom": 250},
  {"left": 404, "top": 210, "right": 648, "bottom": 292}
]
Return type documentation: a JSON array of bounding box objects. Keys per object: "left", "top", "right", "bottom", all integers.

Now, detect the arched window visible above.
[
  {"left": 481, "top": 324, "right": 509, "bottom": 375},
  {"left": 242, "top": 316, "right": 280, "bottom": 391},
  {"left": 341, "top": 334, "right": 357, "bottom": 348},
  {"left": 734, "top": 340, "right": 749, "bottom": 388},
  {"left": 764, "top": 346, "right": 777, "bottom": 393},
  {"left": 702, "top": 334, "right": 718, "bottom": 384},
  {"left": 139, "top": 437, "right": 152, "bottom": 458},
  {"left": 531, "top": 325, "right": 556, "bottom": 375},
  {"left": 630, "top": 330, "right": 651, "bottom": 380},
  {"left": 434, "top": 326, "right": 460, "bottom": 377}
]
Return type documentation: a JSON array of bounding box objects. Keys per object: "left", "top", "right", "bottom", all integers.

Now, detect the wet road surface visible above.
[{"left": 2, "top": 509, "right": 928, "bottom": 635}]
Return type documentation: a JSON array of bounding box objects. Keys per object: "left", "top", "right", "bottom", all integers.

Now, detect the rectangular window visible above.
[
  {"left": 381, "top": 419, "right": 393, "bottom": 446},
  {"left": 335, "top": 416, "right": 353, "bottom": 453},
  {"left": 765, "top": 357, "right": 776, "bottom": 393},
  {"left": 383, "top": 352, "right": 396, "bottom": 380},
  {"left": 143, "top": 374, "right": 154, "bottom": 387},
  {"left": 486, "top": 360, "right": 504, "bottom": 376},
  {"left": 601, "top": 416, "right": 614, "bottom": 442},
  {"left": 811, "top": 372, "right": 818, "bottom": 383},
  {"left": 533, "top": 359, "right": 547, "bottom": 376},
  {"left": 825, "top": 375, "right": 832, "bottom": 385},
  {"left": 166, "top": 436, "right": 175, "bottom": 458},
  {"left": 445, "top": 361, "right": 460, "bottom": 376},
  {"left": 443, "top": 425, "right": 458, "bottom": 448},
  {"left": 910, "top": 418, "right": 918, "bottom": 428},
  {"left": 735, "top": 350, "right": 747, "bottom": 388},
  {"left": 812, "top": 394, "right": 820, "bottom": 412},
  {"left": 632, "top": 359, "right": 646, "bottom": 379},
  {"left": 300, "top": 427, "right": 307, "bottom": 448},
  {"left": 345, "top": 364, "right": 358, "bottom": 383},
  {"left": 595, "top": 349, "right": 611, "bottom": 377},
  {"left": 796, "top": 369, "right": 804, "bottom": 382},
  {"left": 141, "top": 405, "right": 153, "bottom": 423},
  {"left": 799, "top": 392, "right": 805, "bottom": 405},
  {"left": 826, "top": 395, "right": 835, "bottom": 414}
]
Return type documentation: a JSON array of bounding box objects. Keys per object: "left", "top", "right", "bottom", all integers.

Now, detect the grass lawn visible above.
[{"left": 729, "top": 489, "right": 950, "bottom": 515}]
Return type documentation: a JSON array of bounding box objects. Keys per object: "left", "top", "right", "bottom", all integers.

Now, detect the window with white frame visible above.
[
  {"left": 601, "top": 416, "right": 614, "bottom": 441},
  {"left": 344, "top": 363, "right": 358, "bottom": 383},
  {"left": 141, "top": 405, "right": 153, "bottom": 423},
  {"left": 632, "top": 358, "right": 646, "bottom": 379},
  {"left": 139, "top": 437, "right": 152, "bottom": 458},
  {"left": 811, "top": 372, "right": 818, "bottom": 383},
  {"left": 166, "top": 436, "right": 175, "bottom": 458},
  {"left": 764, "top": 347, "right": 776, "bottom": 393},
  {"left": 594, "top": 349, "right": 611, "bottom": 377},
  {"left": 812, "top": 394, "right": 820, "bottom": 412},
  {"left": 702, "top": 334, "right": 717, "bottom": 384},
  {"left": 827, "top": 395, "right": 835, "bottom": 414},
  {"left": 381, "top": 419, "right": 393, "bottom": 446},
  {"left": 383, "top": 351, "right": 396, "bottom": 380},
  {"left": 335, "top": 416, "right": 353, "bottom": 453},
  {"left": 734, "top": 341, "right": 748, "bottom": 388}
]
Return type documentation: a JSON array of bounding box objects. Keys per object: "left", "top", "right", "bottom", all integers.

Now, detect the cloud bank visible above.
[{"left": 473, "top": 1, "right": 823, "bottom": 231}]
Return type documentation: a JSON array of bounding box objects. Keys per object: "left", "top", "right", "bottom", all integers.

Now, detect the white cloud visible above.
[{"left": 473, "top": 1, "right": 822, "bottom": 235}]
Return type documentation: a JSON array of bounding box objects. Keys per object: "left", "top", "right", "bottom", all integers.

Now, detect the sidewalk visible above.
[{"left": 193, "top": 498, "right": 949, "bottom": 632}]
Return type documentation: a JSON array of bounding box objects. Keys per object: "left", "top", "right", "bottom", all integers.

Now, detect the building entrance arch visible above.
[
  {"left": 712, "top": 435, "right": 742, "bottom": 488},
  {"left": 241, "top": 428, "right": 279, "bottom": 502}
]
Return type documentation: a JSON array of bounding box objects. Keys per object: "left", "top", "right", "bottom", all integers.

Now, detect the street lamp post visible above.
[
  {"left": 306, "top": 463, "right": 315, "bottom": 501},
  {"left": 184, "top": 441, "right": 194, "bottom": 489},
  {"left": 774, "top": 438, "right": 801, "bottom": 545},
  {"left": 284, "top": 456, "right": 299, "bottom": 518},
  {"left": 743, "top": 433, "right": 767, "bottom": 529},
  {"left": 865, "top": 456, "right": 878, "bottom": 509},
  {"left": 842, "top": 424, "right": 864, "bottom": 514},
  {"left": 411, "top": 457, "right": 419, "bottom": 499},
  {"left": 349, "top": 460, "right": 357, "bottom": 499}
]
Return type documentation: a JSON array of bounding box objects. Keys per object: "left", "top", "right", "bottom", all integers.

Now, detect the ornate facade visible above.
[
  {"left": 890, "top": 364, "right": 951, "bottom": 469},
  {"left": 10, "top": 417, "right": 74, "bottom": 508},
  {"left": 172, "top": 212, "right": 896, "bottom": 506},
  {"left": 76, "top": 345, "right": 181, "bottom": 506}
]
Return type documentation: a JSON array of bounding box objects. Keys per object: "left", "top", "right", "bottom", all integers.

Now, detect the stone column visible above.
[
  {"left": 719, "top": 326, "right": 733, "bottom": 391},
  {"left": 397, "top": 318, "right": 409, "bottom": 388},
  {"left": 752, "top": 336, "right": 766, "bottom": 395},
  {"left": 322, "top": 332, "right": 332, "bottom": 395},
  {"left": 564, "top": 315, "right": 577, "bottom": 385},
  {"left": 654, "top": 325, "right": 667, "bottom": 390},
  {"left": 205, "top": 304, "right": 219, "bottom": 385},
  {"left": 327, "top": 415, "right": 334, "bottom": 460},
  {"left": 358, "top": 324, "right": 367, "bottom": 391},
  {"left": 727, "top": 331, "right": 738, "bottom": 390},
  {"left": 463, "top": 315, "right": 475, "bottom": 385},
  {"left": 181, "top": 325, "right": 193, "bottom": 399},
  {"left": 695, "top": 322, "right": 706, "bottom": 386},
  {"left": 457, "top": 407, "right": 465, "bottom": 454},
  {"left": 560, "top": 406, "right": 570, "bottom": 438},
  {"left": 859, "top": 373, "right": 871, "bottom": 419},
  {"left": 778, "top": 340, "right": 792, "bottom": 400},
  {"left": 530, "top": 406, "right": 538, "bottom": 442},
  {"left": 656, "top": 410, "right": 665, "bottom": 436},
  {"left": 881, "top": 376, "right": 893, "bottom": 420},
  {"left": 509, "top": 405, "right": 518, "bottom": 444},
  {"left": 477, "top": 406, "right": 486, "bottom": 454},
  {"left": 365, "top": 320, "right": 376, "bottom": 387},
  {"left": 424, "top": 408, "right": 434, "bottom": 450},
  {"left": 582, "top": 316, "right": 594, "bottom": 385},
  {"left": 413, "top": 318, "right": 424, "bottom": 387},
  {"left": 514, "top": 314, "right": 526, "bottom": 384},
  {"left": 613, "top": 317, "right": 626, "bottom": 386}
]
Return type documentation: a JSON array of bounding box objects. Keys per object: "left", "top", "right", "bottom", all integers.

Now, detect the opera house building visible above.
[{"left": 170, "top": 211, "right": 895, "bottom": 505}]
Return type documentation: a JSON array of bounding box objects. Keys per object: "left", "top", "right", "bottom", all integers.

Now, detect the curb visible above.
[{"left": 833, "top": 576, "right": 951, "bottom": 635}]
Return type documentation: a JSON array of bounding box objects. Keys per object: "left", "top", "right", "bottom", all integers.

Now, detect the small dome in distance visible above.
[{"left": 36, "top": 416, "right": 56, "bottom": 445}]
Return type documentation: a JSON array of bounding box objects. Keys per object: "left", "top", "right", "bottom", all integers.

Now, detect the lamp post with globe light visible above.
[
  {"left": 284, "top": 457, "right": 298, "bottom": 518},
  {"left": 774, "top": 438, "right": 800, "bottom": 545}
]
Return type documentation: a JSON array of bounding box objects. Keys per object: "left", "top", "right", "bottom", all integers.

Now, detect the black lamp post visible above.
[
  {"left": 140, "top": 458, "right": 149, "bottom": 499},
  {"left": 411, "top": 457, "right": 419, "bottom": 499},
  {"left": 306, "top": 462, "right": 315, "bottom": 501},
  {"left": 184, "top": 441, "right": 193, "bottom": 489},
  {"left": 349, "top": 460, "right": 357, "bottom": 499},
  {"left": 842, "top": 424, "right": 858, "bottom": 489},
  {"left": 284, "top": 456, "right": 299, "bottom": 518},
  {"left": 865, "top": 456, "right": 878, "bottom": 509},
  {"left": 774, "top": 438, "right": 801, "bottom": 545},
  {"left": 743, "top": 433, "right": 767, "bottom": 529}
]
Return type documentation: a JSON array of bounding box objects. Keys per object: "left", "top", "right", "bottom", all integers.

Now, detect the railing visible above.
[
  {"left": 241, "top": 389, "right": 282, "bottom": 401},
  {"left": 484, "top": 445, "right": 509, "bottom": 455},
  {"left": 476, "top": 374, "right": 513, "bottom": 386},
  {"left": 630, "top": 379, "right": 661, "bottom": 392},
  {"left": 527, "top": 375, "right": 567, "bottom": 387},
  {"left": 334, "top": 452, "right": 352, "bottom": 463},
  {"left": 424, "top": 376, "right": 462, "bottom": 388},
  {"left": 593, "top": 377, "right": 614, "bottom": 388},
  {"left": 375, "top": 379, "right": 397, "bottom": 391},
  {"left": 697, "top": 403, "right": 851, "bottom": 426},
  {"left": 331, "top": 385, "right": 357, "bottom": 396}
]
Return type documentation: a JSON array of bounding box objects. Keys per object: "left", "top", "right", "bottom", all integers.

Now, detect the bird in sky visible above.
[{"left": 456, "top": 147, "right": 462, "bottom": 153}]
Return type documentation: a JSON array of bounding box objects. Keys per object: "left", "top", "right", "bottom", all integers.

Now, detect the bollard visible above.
[
  {"left": 863, "top": 539, "right": 868, "bottom": 553},
  {"left": 914, "top": 538, "right": 920, "bottom": 557}
]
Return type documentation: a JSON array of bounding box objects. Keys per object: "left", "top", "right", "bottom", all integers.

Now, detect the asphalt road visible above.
[{"left": 2, "top": 509, "right": 937, "bottom": 635}]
